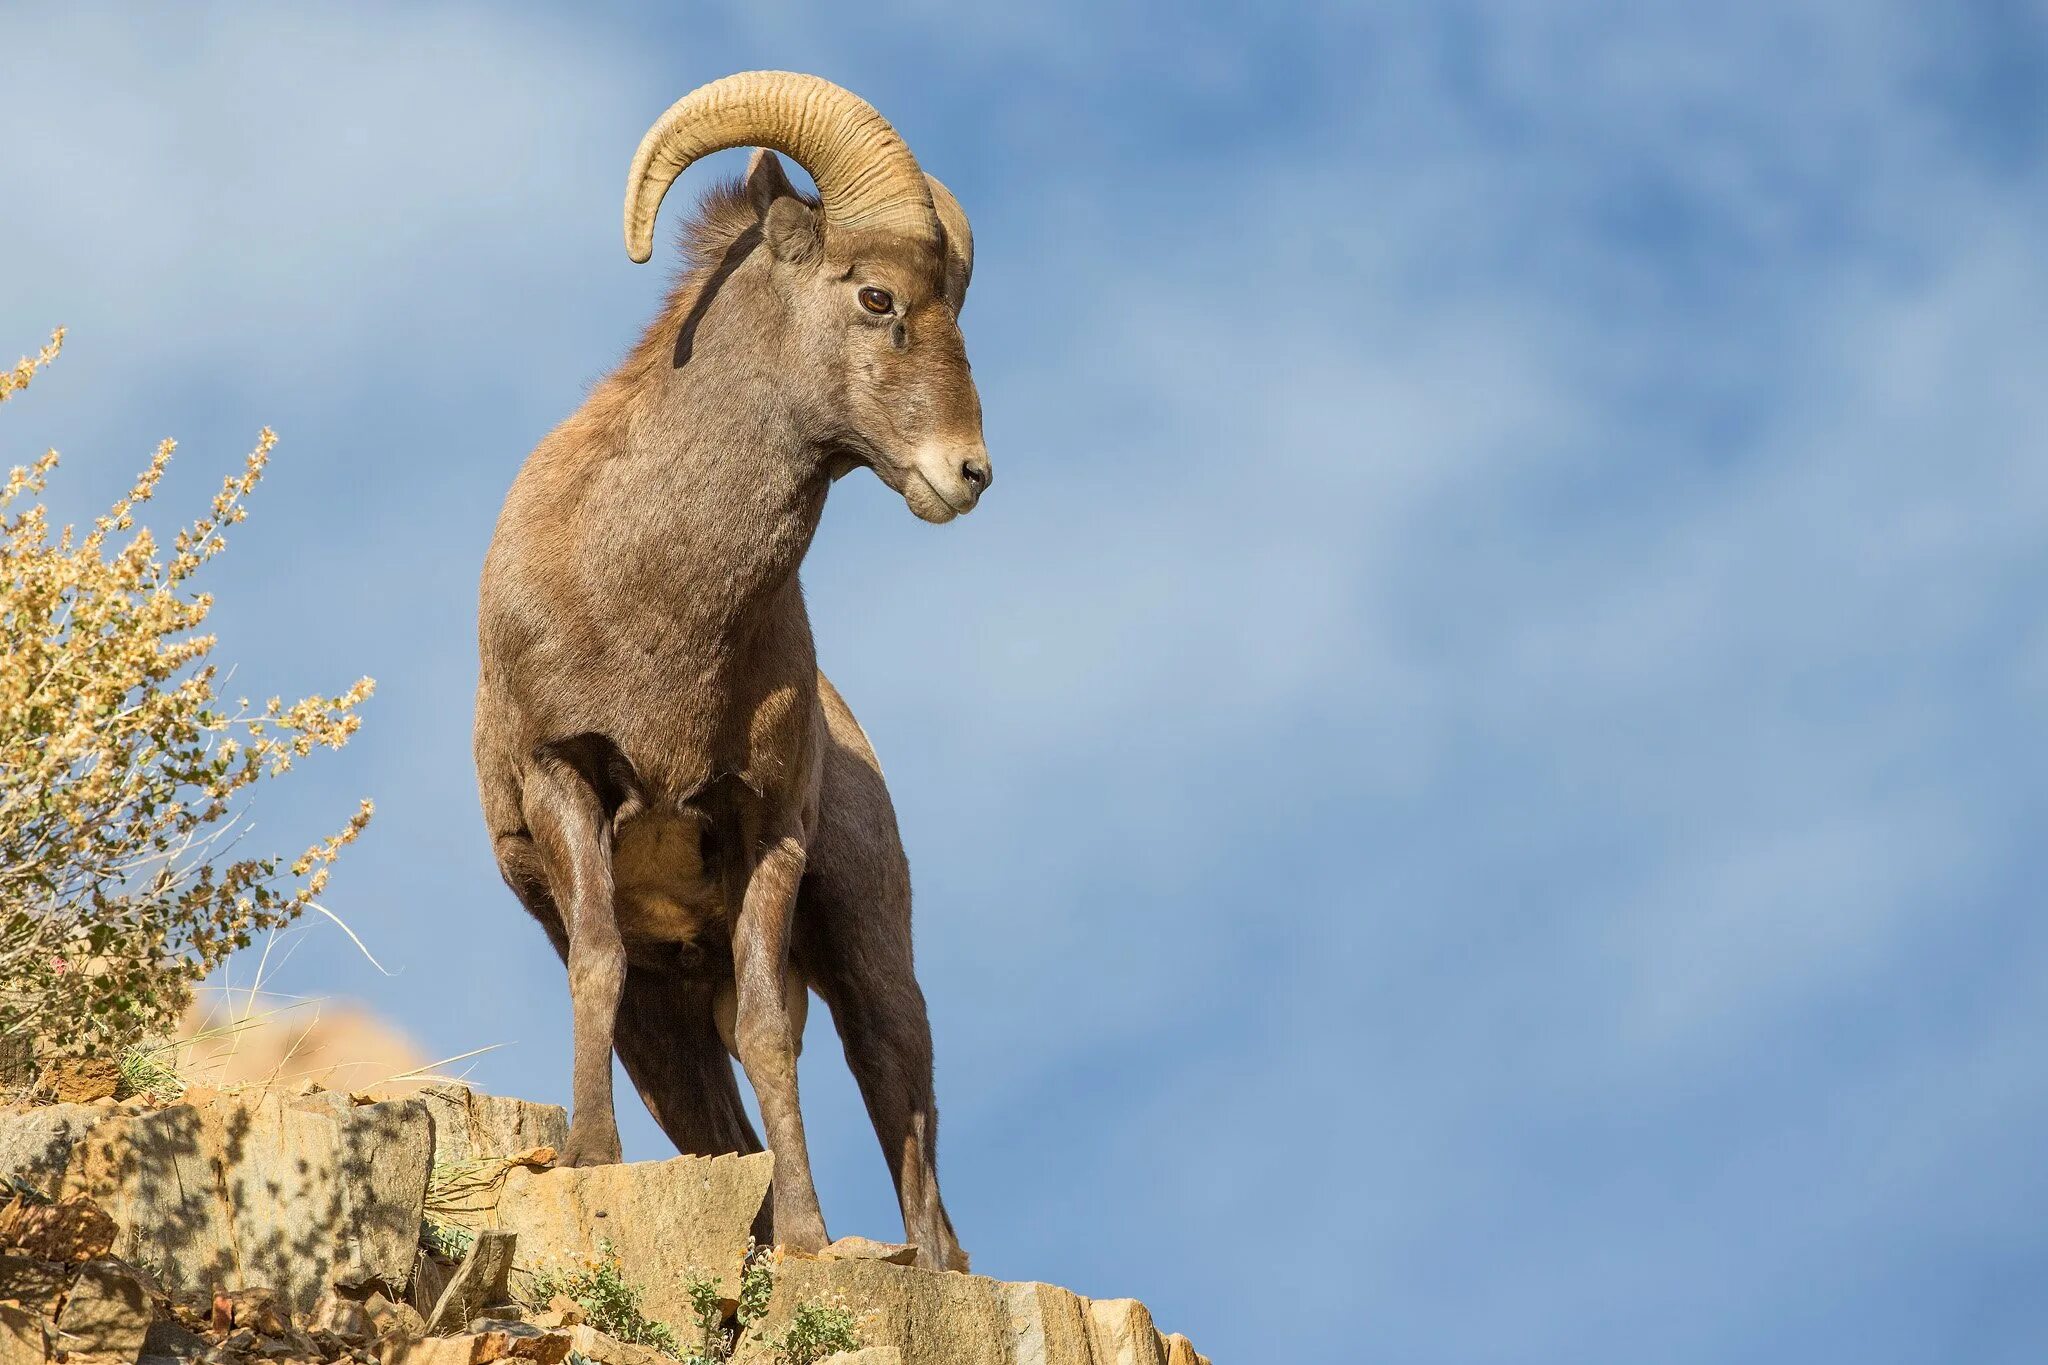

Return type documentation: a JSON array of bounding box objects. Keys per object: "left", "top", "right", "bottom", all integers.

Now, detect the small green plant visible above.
[
  {"left": 755, "top": 1298, "right": 862, "bottom": 1365},
  {"left": 527, "top": 1239, "right": 682, "bottom": 1358},
  {"left": 681, "top": 1271, "right": 727, "bottom": 1365},
  {"left": 735, "top": 1254, "right": 774, "bottom": 1334},
  {"left": 420, "top": 1215, "right": 475, "bottom": 1263},
  {"left": 532, "top": 1243, "right": 859, "bottom": 1365},
  {"left": 755, "top": 1300, "right": 862, "bottom": 1365},
  {"left": 673, "top": 1249, "right": 777, "bottom": 1365}
]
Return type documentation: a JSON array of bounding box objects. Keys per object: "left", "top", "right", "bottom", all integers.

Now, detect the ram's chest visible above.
[{"left": 611, "top": 809, "right": 726, "bottom": 951}]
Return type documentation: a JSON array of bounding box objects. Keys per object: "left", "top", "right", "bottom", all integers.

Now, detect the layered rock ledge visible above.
[{"left": 0, "top": 1084, "right": 1208, "bottom": 1365}]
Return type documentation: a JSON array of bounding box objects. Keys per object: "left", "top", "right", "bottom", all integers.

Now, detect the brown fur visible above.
[{"left": 474, "top": 152, "right": 985, "bottom": 1270}]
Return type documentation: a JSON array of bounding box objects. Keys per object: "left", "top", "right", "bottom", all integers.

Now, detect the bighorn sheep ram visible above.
[{"left": 474, "top": 71, "right": 988, "bottom": 1269}]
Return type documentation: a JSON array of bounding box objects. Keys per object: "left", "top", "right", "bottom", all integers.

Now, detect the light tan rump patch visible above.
[{"left": 612, "top": 808, "right": 723, "bottom": 947}]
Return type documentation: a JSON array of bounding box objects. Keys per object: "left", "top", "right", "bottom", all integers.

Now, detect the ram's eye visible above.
[{"left": 858, "top": 286, "right": 894, "bottom": 315}]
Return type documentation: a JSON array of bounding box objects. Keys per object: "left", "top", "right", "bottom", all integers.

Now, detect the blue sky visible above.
[{"left": 5, "top": 2, "right": 2048, "bottom": 1360}]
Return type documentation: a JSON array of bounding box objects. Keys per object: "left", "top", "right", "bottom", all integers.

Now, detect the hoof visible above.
[
  {"left": 555, "top": 1130, "right": 623, "bottom": 1168},
  {"left": 555, "top": 1148, "right": 621, "bottom": 1169},
  {"left": 772, "top": 1214, "right": 830, "bottom": 1257}
]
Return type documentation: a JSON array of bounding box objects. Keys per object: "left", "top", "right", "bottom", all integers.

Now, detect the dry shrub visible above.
[{"left": 0, "top": 328, "right": 374, "bottom": 1057}]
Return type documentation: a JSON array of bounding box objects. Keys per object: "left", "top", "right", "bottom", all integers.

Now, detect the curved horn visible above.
[
  {"left": 625, "top": 70, "right": 936, "bottom": 264},
  {"left": 924, "top": 174, "right": 974, "bottom": 310}
]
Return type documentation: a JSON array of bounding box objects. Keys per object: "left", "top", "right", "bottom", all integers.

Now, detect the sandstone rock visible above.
[
  {"left": 54, "top": 1259, "right": 153, "bottom": 1363},
  {"left": 413, "top": 1089, "right": 566, "bottom": 1170},
  {"left": 365, "top": 1293, "right": 427, "bottom": 1346},
  {"left": 732, "top": 1259, "right": 1002, "bottom": 1365},
  {"left": 308, "top": 1329, "right": 358, "bottom": 1360},
  {"left": 0, "top": 1104, "right": 109, "bottom": 1198},
  {"left": 390, "top": 1330, "right": 512, "bottom": 1365},
  {"left": 393, "top": 1326, "right": 573, "bottom": 1365},
  {"left": 0, "top": 1248, "right": 68, "bottom": 1316},
  {"left": 474, "top": 1153, "right": 770, "bottom": 1327},
  {"left": 560, "top": 1326, "right": 668, "bottom": 1365},
  {"left": 308, "top": 1292, "right": 371, "bottom": 1342},
  {"left": 213, "top": 1286, "right": 292, "bottom": 1336},
  {"left": 733, "top": 1260, "right": 1195, "bottom": 1365},
  {"left": 524, "top": 1298, "right": 583, "bottom": 1331},
  {"left": 140, "top": 1316, "right": 212, "bottom": 1359},
  {"left": 10, "top": 1086, "right": 1206, "bottom": 1365},
  {"left": 510, "top": 1333, "right": 570, "bottom": 1364},
  {"left": 818, "top": 1237, "right": 917, "bottom": 1266},
  {"left": 464, "top": 1322, "right": 569, "bottom": 1365},
  {"left": 410, "top": 1254, "right": 450, "bottom": 1319},
  {"left": 59, "top": 1093, "right": 431, "bottom": 1316},
  {"left": 286, "top": 1090, "right": 356, "bottom": 1124},
  {"left": 42, "top": 1058, "right": 120, "bottom": 1105},
  {"left": 0, "top": 1301, "right": 44, "bottom": 1365},
  {"left": 423, "top": 1231, "right": 515, "bottom": 1336},
  {"left": 1002, "top": 1279, "right": 1106, "bottom": 1365},
  {"left": 1084, "top": 1299, "right": 1166, "bottom": 1365},
  {"left": 0, "top": 1192, "right": 116, "bottom": 1262}
]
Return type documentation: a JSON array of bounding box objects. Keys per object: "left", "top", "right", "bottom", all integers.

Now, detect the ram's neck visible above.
[
  {"left": 554, "top": 228, "right": 837, "bottom": 647},
  {"left": 593, "top": 392, "right": 827, "bottom": 638}
]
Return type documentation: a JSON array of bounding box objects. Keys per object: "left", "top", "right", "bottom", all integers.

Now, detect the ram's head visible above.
[{"left": 625, "top": 71, "right": 991, "bottom": 523}]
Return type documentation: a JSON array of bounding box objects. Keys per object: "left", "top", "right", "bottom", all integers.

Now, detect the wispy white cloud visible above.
[{"left": 5, "top": 4, "right": 2047, "bottom": 1362}]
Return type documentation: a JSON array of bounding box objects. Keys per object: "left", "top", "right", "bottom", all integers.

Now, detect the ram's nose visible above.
[
  {"left": 913, "top": 441, "right": 992, "bottom": 516},
  {"left": 959, "top": 452, "right": 992, "bottom": 498}
]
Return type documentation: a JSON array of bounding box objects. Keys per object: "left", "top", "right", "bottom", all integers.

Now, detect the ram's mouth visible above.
[
  {"left": 825, "top": 441, "right": 967, "bottom": 523},
  {"left": 906, "top": 470, "right": 964, "bottom": 523}
]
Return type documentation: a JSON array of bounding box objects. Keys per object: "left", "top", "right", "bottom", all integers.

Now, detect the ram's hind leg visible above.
[
  {"left": 798, "top": 696, "right": 968, "bottom": 1271},
  {"left": 800, "top": 858, "right": 965, "bottom": 1271}
]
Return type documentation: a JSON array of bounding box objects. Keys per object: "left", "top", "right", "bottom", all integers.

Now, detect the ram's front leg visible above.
[
  {"left": 526, "top": 759, "right": 626, "bottom": 1168},
  {"left": 731, "top": 832, "right": 829, "bottom": 1251}
]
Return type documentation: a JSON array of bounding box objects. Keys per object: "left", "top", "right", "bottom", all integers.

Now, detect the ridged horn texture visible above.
[
  {"left": 625, "top": 70, "right": 937, "bottom": 264},
  {"left": 924, "top": 174, "right": 974, "bottom": 308}
]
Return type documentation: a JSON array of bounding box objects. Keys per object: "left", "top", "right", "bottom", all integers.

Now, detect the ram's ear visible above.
[
  {"left": 925, "top": 174, "right": 974, "bottom": 312},
  {"left": 745, "top": 148, "right": 796, "bottom": 215},
  {"left": 747, "top": 149, "right": 821, "bottom": 264}
]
